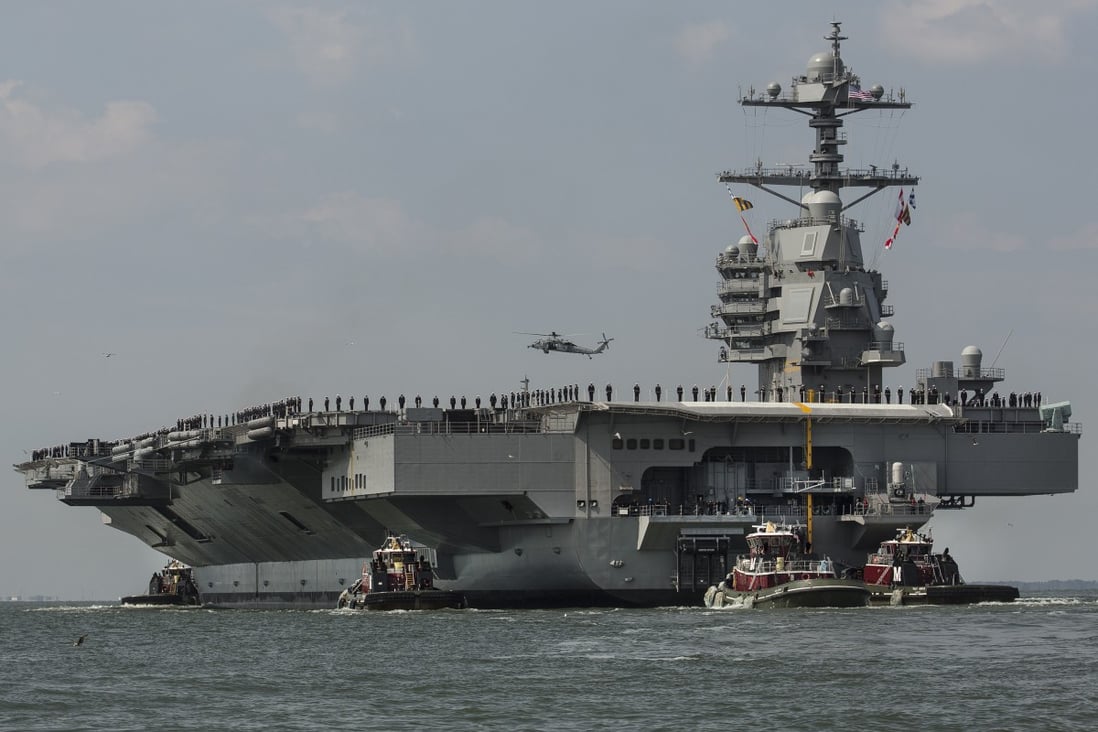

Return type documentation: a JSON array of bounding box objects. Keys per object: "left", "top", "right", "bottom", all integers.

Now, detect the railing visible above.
[
  {"left": 60, "top": 473, "right": 150, "bottom": 502},
  {"left": 863, "top": 340, "right": 904, "bottom": 353},
  {"left": 711, "top": 301, "right": 766, "bottom": 317},
  {"left": 717, "top": 278, "right": 764, "bottom": 295},
  {"left": 721, "top": 162, "right": 916, "bottom": 183},
  {"left": 353, "top": 419, "right": 545, "bottom": 440},
  {"left": 824, "top": 313, "right": 864, "bottom": 330},
  {"left": 736, "top": 557, "right": 835, "bottom": 574},
  {"left": 767, "top": 216, "right": 865, "bottom": 233},
  {"left": 705, "top": 323, "right": 771, "bottom": 339},
  {"left": 616, "top": 503, "right": 673, "bottom": 517},
  {"left": 953, "top": 419, "right": 1083, "bottom": 435},
  {"left": 611, "top": 498, "right": 938, "bottom": 521},
  {"left": 62, "top": 483, "right": 125, "bottom": 500},
  {"left": 916, "top": 366, "right": 1005, "bottom": 381},
  {"left": 130, "top": 457, "right": 172, "bottom": 473},
  {"left": 721, "top": 165, "right": 809, "bottom": 179},
  {"left": 783, "top": 477, "right": 855, "bottom": 493},
  {"left": 716, "top": 253, "right": 769, "bottom": 268}
]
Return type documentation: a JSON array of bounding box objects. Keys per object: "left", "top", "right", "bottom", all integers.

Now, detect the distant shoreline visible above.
[{"left": 998, "top": 580, "right": 1098, "bottom": 591}]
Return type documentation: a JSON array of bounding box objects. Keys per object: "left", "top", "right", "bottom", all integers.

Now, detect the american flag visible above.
[{"left": 848, "top": 85, "right": 873, "bottom": 101}]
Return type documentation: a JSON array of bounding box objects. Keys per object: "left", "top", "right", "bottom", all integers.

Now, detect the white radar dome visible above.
[
  {"left": 806, "top": 51, "right": 844, "bottom": 82},
  {"left": 806, "top": 190, "right": 842, "bottom": 220}
]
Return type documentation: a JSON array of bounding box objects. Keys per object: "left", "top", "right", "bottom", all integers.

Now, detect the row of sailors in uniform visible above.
[
  {"left": 29, "top": 397, "right": 304, "bottom": 461},
  {"left": 29, "top": 382, "right": 1048, "bottom": 462},
  {"left": 168, "top": 396, "right": 306, "bottom": 432},
  {"left": 168, "top": 385, "right": 1046, "bottom": 431},
  {"left": 31, "top": 428, "right": 161, "bottom": 461}
]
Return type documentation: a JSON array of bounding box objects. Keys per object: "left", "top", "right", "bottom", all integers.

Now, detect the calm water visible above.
[{"left": 1, "top": 592, "right": 1094, "bottom": 732}]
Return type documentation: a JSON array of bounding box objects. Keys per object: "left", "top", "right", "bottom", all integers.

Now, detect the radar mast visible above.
[{"left": 707, "top": 22, "right": 918, "bottom": 403}]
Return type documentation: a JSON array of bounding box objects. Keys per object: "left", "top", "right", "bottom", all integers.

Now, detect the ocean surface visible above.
[{"left": 1, "top": 591, "right": 1094, "bottom": 732}]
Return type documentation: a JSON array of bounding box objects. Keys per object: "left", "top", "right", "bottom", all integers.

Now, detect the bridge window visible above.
[
  {"left": 653, "top": 439, "right": 664, "bottom": 450},
  {"left": 626, "top": 438, "right": 637, "bottom": 450},
  {"left": 801, "top": 231, "right": 818, "bottom": 256},
  {"left": 612, "top": 437, "right": 623, "bottom": 449},
  {"left": 669, "top": 438, "right": 685, "bottom": 450},
  {"left": 640, "top": 438, "right": 651, "bottom": 449}
]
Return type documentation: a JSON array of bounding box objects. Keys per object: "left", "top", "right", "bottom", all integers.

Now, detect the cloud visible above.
[
  {"left": 288, "top": 191, "right": 540, "bottom": 261},
  {"left": 673, "top": 21, "right": 730, "bottom": 65},
  {"left": 0, "top": 82, "right": 234, "bottom": 248},
  {"left": 936, "top": 211, "right": 1026, "bottom": 252},
  {"left": 0, "top": 81, "right": 156, "bottom": 169},
  {"left": 267, "top": 6, "right": 414, "bottom": 88},
  {"left": 1048, "top": 222, "right": 1098, "bottom": 251},
  {"left": 935, "top": 215, "right": 1098, "bottom": 254},
  {"left": 878, "top": 0, "right": 1092, "bottom": 64},
  {"left": 277, "top": 191, "right": 677, "bottom": 271},
  {"left": 0, "top": 137, "right": 236, "bottom": 250},
  {"left": 300, "top": 193, "right": 424, "bottom": 252}
]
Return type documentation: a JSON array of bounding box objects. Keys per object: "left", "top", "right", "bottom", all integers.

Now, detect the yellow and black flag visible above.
[{"left": 725, "top": 185, "right": 758, "bottom": 244}]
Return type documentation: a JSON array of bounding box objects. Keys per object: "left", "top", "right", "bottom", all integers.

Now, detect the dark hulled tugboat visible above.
[
  {"left": 337, "top": 535, "right": 467, "bottom": 611},
  {"left": 862, "top": 528, "right": 1019, "bottom": 605},
  {"left": 704, "top": 521, "right": 869, "bottom": 609},
  {"left": 121, "top": 559, "right": 201, "bottom": 606}
]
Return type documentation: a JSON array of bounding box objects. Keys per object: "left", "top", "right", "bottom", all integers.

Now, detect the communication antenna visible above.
[{"left": 989, "top": 329, "right": 1014, "bottom": 369}]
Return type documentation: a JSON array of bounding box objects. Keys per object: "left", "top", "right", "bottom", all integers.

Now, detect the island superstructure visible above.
[
  {"left": 15, "top": 24, "right": 1080, "bottom": 608},
  {"left": 706, "top": 22, "right": 915, "bottom": 401}
]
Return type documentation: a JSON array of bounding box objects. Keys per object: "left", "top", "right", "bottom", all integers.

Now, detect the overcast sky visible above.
[{"left": 2, "top": 1, "right": 1095, "bottom": 600}]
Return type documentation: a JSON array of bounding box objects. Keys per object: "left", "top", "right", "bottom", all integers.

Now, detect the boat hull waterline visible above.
[
  {"left": 870, "top": 584, "right": 1020, "bottom": 606},
  {"left": 120, "top": 594, "right": 201, "bottom": 608},
  {"left": 339, "top": 590, "right": 468, "bottom": 611},
  {"left": 705, "top": 578, "right": 870, "bottom": 609}
]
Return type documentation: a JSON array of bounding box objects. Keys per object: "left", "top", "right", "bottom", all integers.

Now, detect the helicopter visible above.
[{"left": 519, "top": 332, "right": 614, "bottom": 358}]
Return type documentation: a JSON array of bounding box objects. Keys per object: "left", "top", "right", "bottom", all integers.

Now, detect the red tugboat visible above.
[
  {"left": 337, "top": 535, "right": 467, "bottom": 611},
  {"left": 704, "top": 522, "right": 869, "bottom": 609},
  {"left": 862, "top": 528, "right": 1019, "bottom": 605}
]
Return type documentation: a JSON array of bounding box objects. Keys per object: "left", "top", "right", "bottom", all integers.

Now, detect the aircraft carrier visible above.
[{"left": 15, "top": 24, "right": 1080, "bottom": 608}]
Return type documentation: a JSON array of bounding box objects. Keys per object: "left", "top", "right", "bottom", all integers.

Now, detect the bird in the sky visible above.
[
  {"left": 103, "top": 352, "right": 116, "bottom": 358},
  {"left": 73, "top": 634, "right": 88, "bottom": 647}
]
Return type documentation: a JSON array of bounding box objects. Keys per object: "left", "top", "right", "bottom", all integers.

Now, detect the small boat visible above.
[
  {"left": 862, "top": 528, "right": 1019, "bottom": 605},
  {"left": 337, "top": 535, "right": 467, "bottom": 611},
  {"left": 704, "top": 521, "right": 869, "bottom": 609},
  {"left": 121, "top": 560, "right": 201, "bottom": 606}
]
